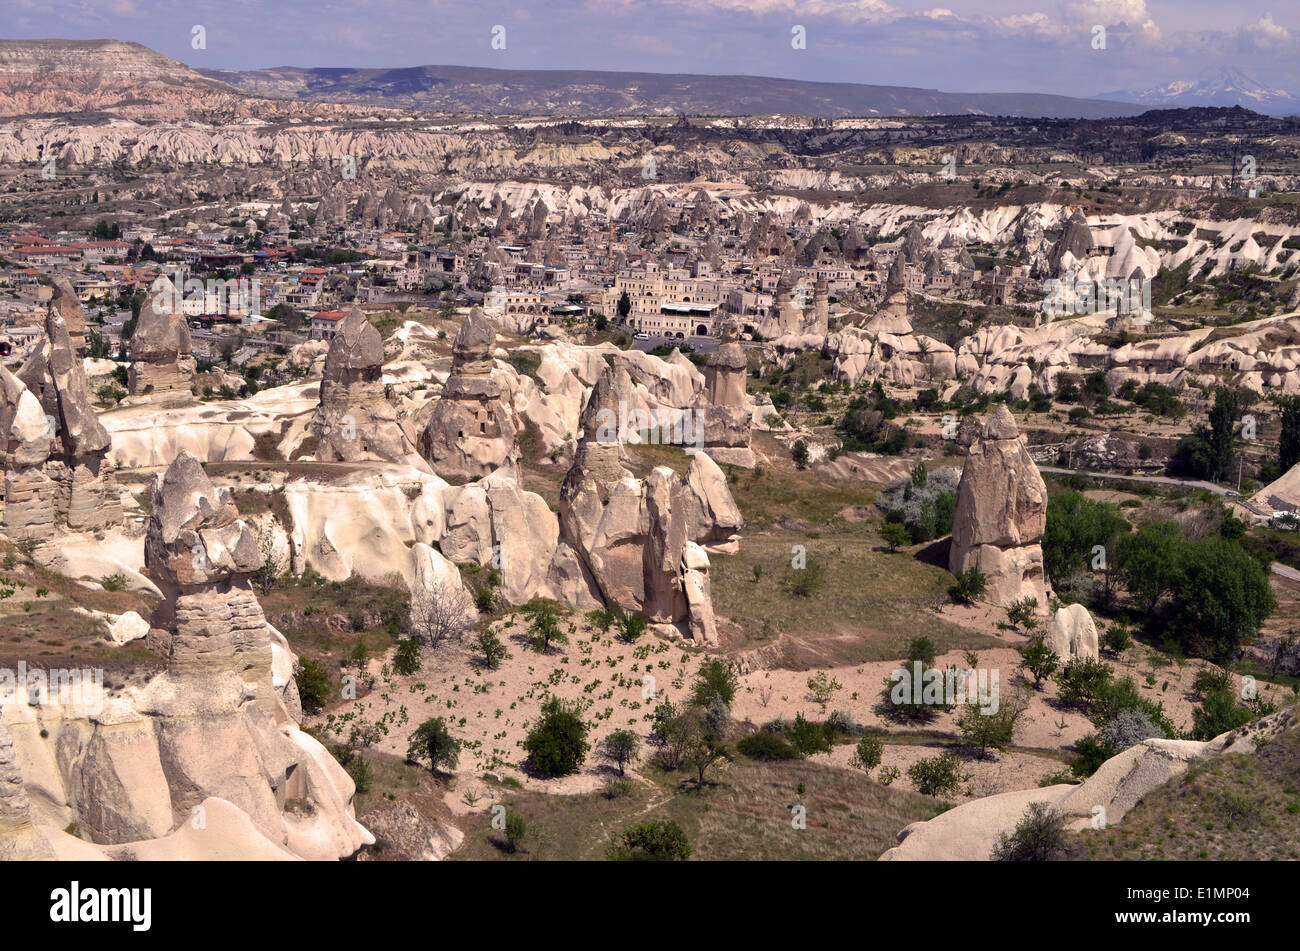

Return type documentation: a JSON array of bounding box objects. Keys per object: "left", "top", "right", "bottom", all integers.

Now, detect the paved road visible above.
[
  {"left": 1038, "top": 466, "right": 1272, "bottom": 516},
  {"left": 1271, "top": 562, "right": 1300, "bottom": 583},
  {"left": 630, "top": 334, "right": 719, "bottom": 355}
]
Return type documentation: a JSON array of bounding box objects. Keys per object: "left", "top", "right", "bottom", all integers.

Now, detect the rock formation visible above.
[
  {"left": 699, "top": 341, "right": 755, "bottom": 467},
  {"left": 0, "top": 366, "right": 56, "bottom": 541},
  {"left": 310, "top": 307, "right": 424, "bottom": 467},
  {"left": 127, "top": 276, "right": 196, "bottom": 398},
  {"left": 558, "top": 364, "right": 743, "bottom": 644},
  {"left": 0, "top": 450, "right": 372, "bottom": 861},
  {"left": 49, "top": 276, "right": 87, "bottom": 358},
  {"left": 949, "top": 405, "right": 1048, "bottom": 607},
  {"left": 419, "top": 307, "right": 517, "bottom": 482},
  {"left": 12, "top": 298, "right": 121, "bottom": 535},
  {"left": 1044, "top": 603, "right": 1099, "bottom": 661}
]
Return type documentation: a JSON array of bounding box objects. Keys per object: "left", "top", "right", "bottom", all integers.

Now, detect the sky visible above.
[{"left": 3, "top": 0, "right": 1299, "bottom": 98}]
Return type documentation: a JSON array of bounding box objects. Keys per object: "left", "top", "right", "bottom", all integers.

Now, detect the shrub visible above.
[
  {"left": 100, "top": 573, "right": 127, "bottom": 592},
  {"left": 1019, "top": 636, "right": 1060, "bottom": 688},
  {"left": 736, "top": 731, "right": 800, "bottom": 761},
  {"left": 1070, "top": 732, "right": 1115, "bottom": 778},
  {"left": 784, "top": 558, "right": 826, "bottom": 597},
  {"left": 608, "top": 820, "right": 691, "bottom": 861},
  {"left": 504, "top": 811, "right": 527, "bottom": 853},
  {"left": 908, "top": 752, "right": 966, "bottom": 797},
  {"left": 1191, "top": 687, "right": 1257, "bottom": 741},
  {"left": 294, "top": 658, "right": 333, "bottom": 715},
  {"left": 526, "top": 602, "right": 568, "bottom": 652},
  {"left": 880, "top": 521, "right": 912, "bottom": 552},
  {"left": 599, "top": 729, "right": 641, "bottom": 776},
  {"left": 392, "top": 638, "right": 422, "bottom": 676},
  {"left": 948, "top": 568, "right": 986, "bottom": 605},
  {"left": 791, "top": 440, "right": 809, "bottom": 469},
  {"left": 787, "top": 713, "right": 834, "bottom": 757},
  {"left": 1101, "top": 709, "right": 1164, "bottom": 751},
  {"left": 406, "top": 717, "right": 461, "bottom": 775},
  {"left": 345, "top": 754, "right": 373, "bottom": 794},
  {"left": 1055, "top": 657, "right": 1113, "bottom": 710},
  {"left": 990, "top": 801, "right": 1071, "bottom": 861},
  {"left": 691, "top": 658, "right": 738, "bottom": 708},
  {"left": 1102, "top": 623, "right": 1131, "bottom": 655},
  {"left": 523, "top": 698, "right": 589, "bottom": 777},
  {"left": 477, "top": 629, "right": 509, "bottom": 669},
  {"left": 850, "top": 734, "right": 883, "bottom": 774}
]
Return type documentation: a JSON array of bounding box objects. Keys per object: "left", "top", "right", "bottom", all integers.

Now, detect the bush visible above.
[
  {"left": 599, "top": 729, "right": 641, "bottom": 776},
  {"left": 1055, "top": 657, "right": 1113, "bottom": 710},
  {"left": 791, "top": 440, "right": 809, "bottom": 469},
  {"left": 948, "top": 568, "right": 986, "bottom": 605},
  {"left": 788, "top": 713, "right": 835, "bottom": 756},
  {"left": 849, "top": 734, "right": 883, "bottom": 774},
  {"left": 877, "top": 467, "right": 959, "bottom": 543},
  {"left": 880, "top": 521, "right": 912, "bottom": 552},
  {"left": 1102, "top": 623, "right": 1131, "bottom": 655},
  {"left": 1191, "top": 687, "right": 1257, "bottom": 740},
  {"left": 990, "top": 801, "right": 1071, "bottom": 861},
  {"left": 1019, "top": 636, "right": 1060, "bottom": 688},
  {"left": 907, "top": 752, "right": 966, "bottom": 797},
  {"left": 784, "top": 558, "right": 826, "bottom": 597},
  {"left": 477, "top": 629, "right": 509, "bottom": 669},
  {"left": 392, "top": 638, "right": 422, "bottom": 676},
  {"left": 504, "top": 811, "right": 527, "bottom": 853},
  {"left": 100, "top": 573, "right": 127, "bottom": 592},
  {"left": 523, "top": 698, "right": 589, "bottom": 777},
  {"left": 1070, "top": 732, "right": 1114, "bottom": 778},
  {"left": 736, "top": 731, "right": 800, "bottom": 761},
  {"left": 1101, "top": 709, "right": 1164, "bottom": 751},
  {"left": 294, "top": 658, "right": 333, "bottom": 715},
  {"left": 526, "top": 602, "right": 568, "bottom": 652},
  {"left": 691, "top": 658, "right": 738, "bottom": 708},
  {"left": 608, "top": 820, "right": 691, "bottom": 861},
  {"left": 345, "top": 754, "right": 373, "bottom": 794},
  {"left": 406, "top": 717, "right": 461, "bottom": 775}
]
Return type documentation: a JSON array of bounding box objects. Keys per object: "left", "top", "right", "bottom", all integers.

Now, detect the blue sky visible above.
[{"left": 4, "top": 0, "right": 1298, "bottom": 97}]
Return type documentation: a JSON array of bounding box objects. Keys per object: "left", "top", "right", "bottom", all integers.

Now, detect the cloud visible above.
[{"left": 1239, "top": 13, "right": 1291, "bottom": 49}]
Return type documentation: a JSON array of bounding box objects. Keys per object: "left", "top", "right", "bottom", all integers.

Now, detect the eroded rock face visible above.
[
  {"left": 0, "top": 724, "right": 53, "bottom": 860},
  {"left": 310, "top": 307, "right": 423, "bottom": 467},
  {"left": 49, "top": 276, "right": 87, "bottom": 358},
  {"left": 127, "top": 277, "right": 196, "bottom": 398},
  {"left": 700, "top": 342, "right": 754, "bottom": 468},
  {"left": 949, "top": 405, "right": 1048, "bottom": 607},
  {"left": 12, "top": 299, "right": 121, "bottom": 535},
  {"left": 0, "top": 367, "right": 56, "bottom": 541},
  {"left": 419, "top": 307, "right": 517, "bottom": 483},
  {"left": 1045, "top": 603, "right": 1099, "bottom": 661},
  {"left": 558, "top": 365, "right": 742, "bottom": 644},
  {"left": 1, "top": 450, "right": 372, "bottom": 861}
]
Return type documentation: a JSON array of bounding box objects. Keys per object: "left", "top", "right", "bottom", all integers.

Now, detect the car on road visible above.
[{"left": 633, "top": 332, "right": 649, "bottom": 339}]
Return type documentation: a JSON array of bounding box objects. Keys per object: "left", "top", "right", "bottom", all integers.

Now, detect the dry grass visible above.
[
  {"left": 1078, "top": 709, "right": 1300, "bottom": 861},
  {"left": 448, "top": 755, "right": 946, "bottom": 861}
]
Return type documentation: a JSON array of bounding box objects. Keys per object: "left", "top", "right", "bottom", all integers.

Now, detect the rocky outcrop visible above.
[
  {"left": 127, "top": 277, "right": 196, "bottom": 398},
  {"left": 699, "top": 342, "right": 755, "bottom": 468},
  {"left": 0, "top": 367, "right": 56, "bottom": 542},
  {"left": 949, "top": 405, "right": 1048, "bottom": 607},
  {"left": 419, "top": 308, "right": 517, "bottom": 483},
  {"left": 558, "top": 364, "right": 742, "bottom": 644},
  {"left": 1044, "top": 603, "right": 1099, "bottom": 661},
  {"left": 0, "top": 451, "right": 372, "bottom": 861},
  {"left": 12, "top": 297, "right": 121, "bottom": 535},
  {"left": 49, "top": 277, "right": 87, "bottom": 358},
  {"left": 310, "top": 307, "right": 425, "bottom": 468},
  {"left": 0, "top": 724, "right": 53, "bottom": 860}
]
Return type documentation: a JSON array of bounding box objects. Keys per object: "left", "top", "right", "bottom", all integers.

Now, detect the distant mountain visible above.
[
  {"left": 197, "top": 63, "right": 1145, "bottom": 120},
  {"left": 1099, "top": 67, "right": 1300, "bottom": 117}
]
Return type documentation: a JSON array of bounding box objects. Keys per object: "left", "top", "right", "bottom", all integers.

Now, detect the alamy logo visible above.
[
  {"left": 0, "top": 662, "right": 104, "bottom": 716},
  {"left": 151, "top": 273, "right": 261, "bottom": 316},
  {"left": 595, "top": 402, "right": 706, "bottom": 455},
  {"left": 49, "top": 882, "right": 151, "bottom": 932},
  {"left": 1042, "top": 276, "right": 1150, "bottom": 318},
  {"left": 889, "top": 661, "right": 1000, "bottom": 714}
]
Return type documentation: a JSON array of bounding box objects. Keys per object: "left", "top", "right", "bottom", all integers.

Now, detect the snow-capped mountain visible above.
[{"left": 1099, "top": 67, "right": 1300, "bottom": 116}]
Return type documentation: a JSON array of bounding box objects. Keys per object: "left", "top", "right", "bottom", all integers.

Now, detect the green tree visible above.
[
  {"left": 691, "top": 658, "right": 738, "bottom": 709},
  {"left": 406, "top": 717, "right": 461, "bottom": 775},
  {"left": 1042, "top": 491, "right": 1128, "bottom": 585},
  {"left": 477, "top": 628, "right": 509, "bottom": 669},
  {"left": 599, "top": 729, "right": 641, "bottom": 776},
  {"left": 907, "top": 752, "right": 966, "bottom": 797},
  {"left": 790, "top": 440, "right": 809, "bottom": 469},
  {"left": 948, "top": 567, "right": 986, "bottom": 604},
  {"left": 294, "top": 658, "right": 333, "bottom": 715},
  {"left": 850, "top": 733, "right": 883, "bottom": 775},
  {"left": 1191, "top": 686, "right": 1260, "bottom": 740},
  {"left": 1168, "top": 538, "right": 1275, "bottom": 662},
  {"left": 617, "top": 291, "right": 631, "bottom": 320},
  {"left": 523, "top": 697, "right": 589, "bottom": 777},
  {"left": 392, "top": 638, "right": 422, "bottom": 676},
  {"left": 1018, "top": 635, "right": 1060, "bottom": 688},
  {"left": 527, "top": 602, "right": 568, "bottom": 652},
  {"left": 1114, "top": 520, "right": 1181, "bottom": 612},
  {"left": 880, "top": 521, "right": 912, "bottom": 552}
]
